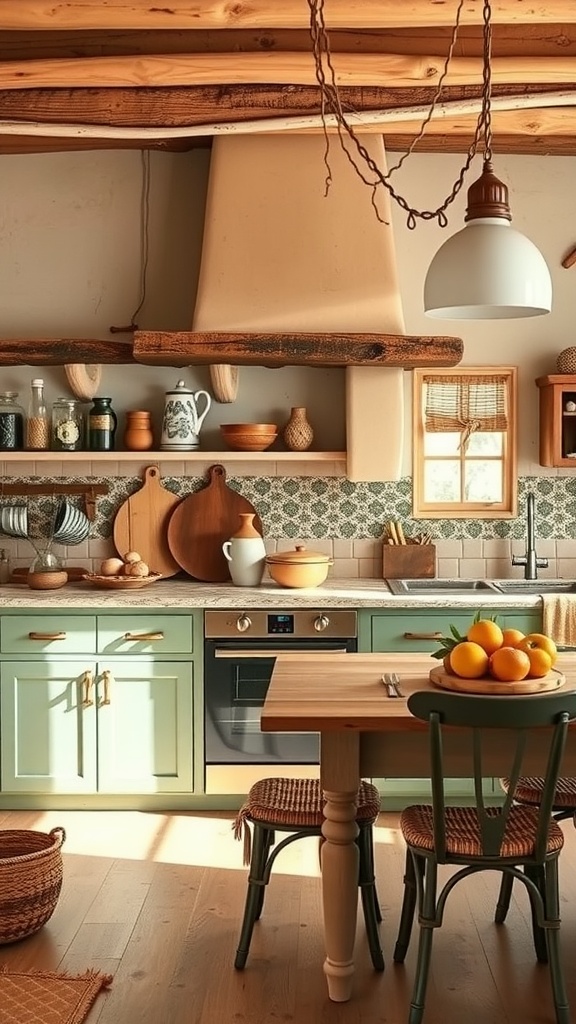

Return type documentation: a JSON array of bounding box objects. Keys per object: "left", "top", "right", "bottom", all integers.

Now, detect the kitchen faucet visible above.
[{"left": 512, "top": 492, "right": 548, "bottom": 580}]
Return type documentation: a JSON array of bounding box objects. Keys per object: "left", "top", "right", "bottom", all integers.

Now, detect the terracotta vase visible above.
[
  {"left": 222, "top": 513, "right": 266, "bottom": 587},
  {"left": 123, "top": 410, "right": 154, "bottom": 451},
  {"left": 283, "top": 406, "right": 313, "bottom": 451}
]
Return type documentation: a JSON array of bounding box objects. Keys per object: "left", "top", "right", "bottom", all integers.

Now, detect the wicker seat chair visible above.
[
  {"left": 233, "top": 776, "right": 384, "bottom": 971},
  {"left": 494, "top": 776, "right": 576, "bottom": 925},
  {"left": 392, "top": 690, "right": 576, "bottom": 1024}
]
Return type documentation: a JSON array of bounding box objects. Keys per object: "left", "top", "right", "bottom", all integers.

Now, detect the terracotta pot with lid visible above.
[{"left": 265, "top": 545, "right": 333, "bottom": 589}]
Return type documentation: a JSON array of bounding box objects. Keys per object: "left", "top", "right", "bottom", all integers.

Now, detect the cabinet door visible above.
[
  {"left": 0, "top": 661, "right": 96, "bottom": 793},
  {"left": 360, "top": 608, "right": 541, "bottom": 653},
  {"left": 95, "top": 660, "right": 193, "bottom": 794}
]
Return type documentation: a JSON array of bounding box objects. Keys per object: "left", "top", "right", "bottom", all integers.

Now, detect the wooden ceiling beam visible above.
[
  {"left": 4, "top": 52, "right": 576, "bottom": 90},
  {"left": 0, "top": 1, "right": 573, "bottom": 32},
  {"left": 2, "top": 26, "right": 576, "bottom": 62},
  {"left": 2, "top": 83, "right": 562, "bottom": 128}
]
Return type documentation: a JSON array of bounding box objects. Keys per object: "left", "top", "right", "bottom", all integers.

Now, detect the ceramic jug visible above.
[
  {"left": 222, "top": 513, "right": 266, "bottom": 587},
  {"left": 160, "top": 380, "right": 211, "bottom": 451}
]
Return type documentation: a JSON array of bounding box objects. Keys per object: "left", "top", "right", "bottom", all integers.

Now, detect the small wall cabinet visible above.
[{"left": 536, "top": 374, "right": 576, "bottom": 467}]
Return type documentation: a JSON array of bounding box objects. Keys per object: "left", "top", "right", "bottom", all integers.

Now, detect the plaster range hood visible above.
[{"left": 188, "top": 134, "right": 445, "bottom": 481}]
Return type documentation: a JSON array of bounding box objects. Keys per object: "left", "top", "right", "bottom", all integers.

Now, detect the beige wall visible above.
[{"left": 0, "top": 146, "right": 573, "bottom": 466}]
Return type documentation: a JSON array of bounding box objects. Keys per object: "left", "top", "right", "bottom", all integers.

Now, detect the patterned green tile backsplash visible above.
[{"left": 6, "top": 474, "right": 576, "bottom": 543}]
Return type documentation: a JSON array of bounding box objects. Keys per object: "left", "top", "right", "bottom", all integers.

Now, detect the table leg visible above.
[{"left": 320, "top": 732, "right": 361, "bottom": 1002}]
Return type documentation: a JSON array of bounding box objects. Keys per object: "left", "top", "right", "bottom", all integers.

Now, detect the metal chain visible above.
[{"left": 307, "top": 0, "right": 493, "bottom": 228}]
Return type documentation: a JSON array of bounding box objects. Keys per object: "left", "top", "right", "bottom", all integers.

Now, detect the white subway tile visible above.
[
  {"left": 556, "top": 540, "right": 576, "bottom": 557},
  {"left": 557, "top": 558, "right": 576, "bottom": 578},
  {"left": 462, "top": 539, "right": 483, "bottom": 558},
  {"left": 437, "top": 558, "right": 459, "bottom": 578},
  {"left": 434, "top": 539, "right": 463, "bottom": 558},
  {"left": 459, "top": 558, "right": 487, "bottom": 578},
  {"left": 333, "top": 539, "right": 353, "bottom": 558},
  {"left": 353, "top": 538, "right": 380, "bottom": 558},
  {"left": 483, "top": 539, "right": 511, "bottom": 559},
  {"left": 334, "top": 559, "right": 360, "bottom": 578},
  {"left": 357, "top": 557, "right": 380, "bottom": 578}
]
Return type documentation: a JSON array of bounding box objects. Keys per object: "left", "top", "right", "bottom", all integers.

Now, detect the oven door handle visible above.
[{"left": 214, "top": 648, "right": 351, "bottom": 658}]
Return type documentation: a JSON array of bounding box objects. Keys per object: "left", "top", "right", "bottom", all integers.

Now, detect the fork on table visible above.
[{"left": 382, "top": 672, "right": 404, "bottom": 698}]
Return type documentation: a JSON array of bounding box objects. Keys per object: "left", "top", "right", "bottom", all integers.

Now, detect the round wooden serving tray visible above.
[
  {"left": 82, "top": 572, "right": 162, "bottom": 590},
  {"left": 429, "top": 664, "right": 565, "bottom": 695}
]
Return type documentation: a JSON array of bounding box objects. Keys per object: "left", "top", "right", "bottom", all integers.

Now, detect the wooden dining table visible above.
[{"left": 261, "top": 650, "right": 576, "bottom": 1003}]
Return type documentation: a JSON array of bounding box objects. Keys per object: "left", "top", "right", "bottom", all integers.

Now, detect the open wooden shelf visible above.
[{"left": 0, "top": 450, "right": 347, "bottom": 464}]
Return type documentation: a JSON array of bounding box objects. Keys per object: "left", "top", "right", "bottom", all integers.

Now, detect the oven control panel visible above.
[{"left": 204, "top": 609, "right": 357, "bottom": 639}]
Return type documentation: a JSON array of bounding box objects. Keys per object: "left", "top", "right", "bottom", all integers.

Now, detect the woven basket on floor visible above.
[{"left": 0, "top": 827, "right": 66, "bottom": 944}]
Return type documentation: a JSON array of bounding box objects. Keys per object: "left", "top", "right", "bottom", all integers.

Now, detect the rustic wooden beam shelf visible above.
[{"left": 0, "top": 332, "right": 463, "bottom": 369}]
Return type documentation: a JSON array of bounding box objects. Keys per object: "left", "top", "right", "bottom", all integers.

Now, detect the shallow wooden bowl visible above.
[
  {"left": 221, "top": 423, "right": 277, "bottom": 434},
  {"left": 27, "top": 571, "right": 69, "bottom": 590},
  {"left": 220, "top": 426, "right": 278, "bottom": 451},
  {"left": 429, "top": 664, "right": 565, "bottom": 695}
]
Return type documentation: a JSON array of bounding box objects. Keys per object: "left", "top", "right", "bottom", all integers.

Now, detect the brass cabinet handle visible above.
[
  {"left": 81, "top": 670, "right": 94, "bottom": 707},
  {"left": 29, "top": 631, "right": 67, "bottom": 641},
  {"left": 99, "top": 669, "right": 112, "bottom": 706},
  {"left": 123, "top": 631, "right": 164, "bottom": 642},
  {"left": 403, "top": 631, "right": 445, "bottom": 641}
]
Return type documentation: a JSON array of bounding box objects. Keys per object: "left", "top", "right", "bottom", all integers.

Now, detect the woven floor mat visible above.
[{"left": 0, "top": 968, "right": 112, "bottom": 1024}]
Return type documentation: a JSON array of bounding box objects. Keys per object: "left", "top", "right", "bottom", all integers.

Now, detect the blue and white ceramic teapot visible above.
[{"left": 160, "top": 380, "right": 211, "bottom": 451}]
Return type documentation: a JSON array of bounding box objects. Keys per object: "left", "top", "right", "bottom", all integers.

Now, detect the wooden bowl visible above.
[
  {"left": 27, "top": 571, "right": 69, "bottom": 590},
  {"left": 221, "top": 424, "right": 278, "bottom": 451}
]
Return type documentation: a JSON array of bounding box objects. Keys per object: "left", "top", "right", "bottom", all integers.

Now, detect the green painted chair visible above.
[
  {"left": 495, "top": 775, "right": 576, "bottom": 924},
  {"left": 232, "top": 776, "right": 384, "bottom": 971},
  {"left": 393, "top": 690, "right": 576, "bottom": 1024}
]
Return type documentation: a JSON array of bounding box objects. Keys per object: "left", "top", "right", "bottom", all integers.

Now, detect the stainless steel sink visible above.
[
  {"left": 492, "top": 580, "right": 576, "bottom": 594},
  {"left": 387, "top": 579, "right": 501, "bottom": 595}
]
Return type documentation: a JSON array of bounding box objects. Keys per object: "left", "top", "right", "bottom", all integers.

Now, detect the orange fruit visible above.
[
  {"left": 525, "top": 647, "right": 553, "bottom": 679},
  {"left": 501, "top": 628, "right": 525, "bottom": 648},
  {"left": 517, "top": 633, "right": 558, "bottom": 668},
  {"left": 466, "top": 619, "right": 504, "bottom": 655},
  {"left": 489, "top": 646, "right": 531, "bottom": 682},
  {"left": 450, "top": 641, "right": 490, "bottom": 679}
]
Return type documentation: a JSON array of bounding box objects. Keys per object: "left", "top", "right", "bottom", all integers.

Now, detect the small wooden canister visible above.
[
  {"left": 382, "top": 544, "right": 436, "bottom": 580},
  {"left": 123, "top": 410, "right": 154, "bottom": 451}
]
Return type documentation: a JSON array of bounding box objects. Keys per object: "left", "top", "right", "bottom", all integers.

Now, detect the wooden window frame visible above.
[{"left": 412, "top": 366, "right": 518, "bottom": 519}]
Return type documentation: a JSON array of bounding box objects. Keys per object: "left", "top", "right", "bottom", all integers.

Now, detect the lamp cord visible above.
[{"left": 307, "top": 0, "right": 493, "bottom": 228}]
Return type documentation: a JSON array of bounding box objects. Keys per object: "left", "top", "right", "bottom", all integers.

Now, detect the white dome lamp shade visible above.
[{"left": 424, "top": 161, "right": 552, "bottom": 320}]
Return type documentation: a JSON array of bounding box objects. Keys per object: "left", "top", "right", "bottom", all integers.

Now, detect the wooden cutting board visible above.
[
  {"left": 113, "top": 465, "right": 181, "bottom": 578},
  {"left": 429, "top": 664, "right": 565, "bottom": 695},
  {"left": 167, "top": 463, "right": 263, "bottom": 582}
]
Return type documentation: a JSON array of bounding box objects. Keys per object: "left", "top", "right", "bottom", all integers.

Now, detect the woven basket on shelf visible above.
[
  {"left": 0, "top": 827, "right": 66, "bottom": 944},
  {"left": 556, "top": 347, "right": 576, "bottom": 373}
]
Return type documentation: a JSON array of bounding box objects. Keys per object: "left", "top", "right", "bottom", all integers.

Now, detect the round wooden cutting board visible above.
[
  {"left": 167, "top": 463, "right": 263, "bottom": 582},
  {"left": 429, "top": 664, "right": 565, "bottom": 696},
  {"left": 113, "top": 465, "right": 181, "bottom": 578}
]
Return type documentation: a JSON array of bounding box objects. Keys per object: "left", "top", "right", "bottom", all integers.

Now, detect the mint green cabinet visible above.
[
  {"left": 358, "top": 607, "right": 541, "bottom": 653},
  {"left": 96, "top": 660, "right": 193, "bottom": 793},
  {"left": 1, "top": 661, "right": 97, "bottom": 793},
  {"left": 0, "top": 610, "right": 200, "bottom": 798}
]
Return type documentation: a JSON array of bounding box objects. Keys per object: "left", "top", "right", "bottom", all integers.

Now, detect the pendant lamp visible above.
[
  {"left": 306, "top": 0, "right": 553, "bottom": 321},
  {"left": 424, "top": 160, "right": 552, "bottom": 319}
]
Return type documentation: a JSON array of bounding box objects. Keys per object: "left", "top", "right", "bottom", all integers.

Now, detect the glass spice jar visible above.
[
  {"left": 52, "top": 398, "right": 85, "bottom": 451},
  {"left": 0, "top": 391, "right": 25, "bottom": 450}
]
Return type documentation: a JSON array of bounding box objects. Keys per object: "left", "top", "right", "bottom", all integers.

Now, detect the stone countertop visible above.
[{"left": 0, "top": 577, "right": 542, "bottom": 610}]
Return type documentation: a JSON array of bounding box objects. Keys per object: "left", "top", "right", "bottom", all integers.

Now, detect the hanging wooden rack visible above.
[{"left": 0, "top": 483, "right": 108, "bottom": 520}]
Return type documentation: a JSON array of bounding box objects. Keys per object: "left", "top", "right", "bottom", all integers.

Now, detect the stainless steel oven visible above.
[{"left": 204, "top": 609, "right": 357, "bottom": 790}]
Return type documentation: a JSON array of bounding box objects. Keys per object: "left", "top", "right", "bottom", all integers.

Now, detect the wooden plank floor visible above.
[{"left": 1, "top": 808, "right": 576, "bottom": 1023}]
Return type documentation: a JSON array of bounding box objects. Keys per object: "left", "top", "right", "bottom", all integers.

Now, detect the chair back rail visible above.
[{"left": 408, "top": 691, "right": 576, "bottom": 862}]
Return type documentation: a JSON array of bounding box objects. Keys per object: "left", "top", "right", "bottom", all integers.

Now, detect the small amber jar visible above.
[{"left": 123, "top": 410, "right": 154, "bottom": 451}]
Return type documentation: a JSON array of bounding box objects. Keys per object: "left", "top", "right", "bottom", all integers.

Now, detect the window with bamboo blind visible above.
[{"left": 412, "top": 367, "right": 517, "bottom": 518}]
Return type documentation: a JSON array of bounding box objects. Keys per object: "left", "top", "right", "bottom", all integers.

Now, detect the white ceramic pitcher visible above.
[
  {"left": 222, "top": 513, "right": 266, "bottom": 587},
  {"left": 160, "top": 380, "right": 211, "bottom": 451}
]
